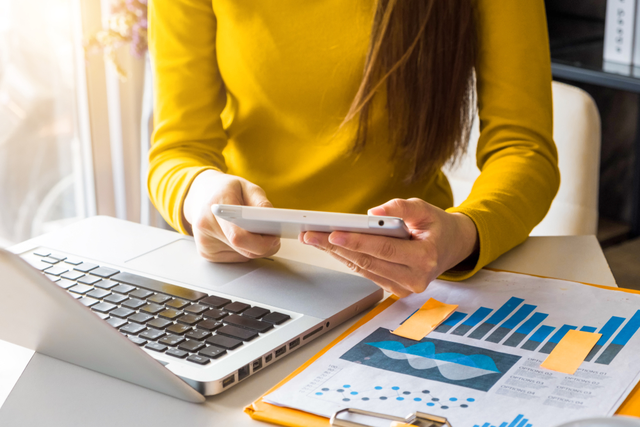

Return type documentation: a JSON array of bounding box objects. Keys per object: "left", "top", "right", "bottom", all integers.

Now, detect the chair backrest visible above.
[{"left": 443, "top": 81, "right": 601, "bottom": 236}]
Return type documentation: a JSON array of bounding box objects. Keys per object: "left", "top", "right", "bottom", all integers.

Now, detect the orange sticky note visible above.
[
  {"left": 541, "top": 330, "right": 602, "bottom": 375},
  {"left": 392, "top": 298, "right": 458, "bottom": 341}
]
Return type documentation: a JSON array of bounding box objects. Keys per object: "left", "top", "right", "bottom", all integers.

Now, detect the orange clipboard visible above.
[{"left": 244, "top": 272, "right": 640, "bottom": 426}]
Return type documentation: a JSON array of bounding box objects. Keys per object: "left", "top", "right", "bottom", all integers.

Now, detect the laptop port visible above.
[
  {"left": 265, "top": 353, "right": 273, "bottom": 363},
  {"left": 303, "top": 326, "right": 323, "bottom": 340},
  {"left": 252, "top": 358, "right": 263, "bottom": 372},
  {"left": 289, "top": 338, "right": 300, "bottom": 350},
  {"left": 275, "top": 346, "right": 286, "bottom": 358},
  {"left": 238, "top": 364, "right": 250, "bottom": 381},
  {"left": 222, "top": 375, "right": 235, "bottom": 388}
]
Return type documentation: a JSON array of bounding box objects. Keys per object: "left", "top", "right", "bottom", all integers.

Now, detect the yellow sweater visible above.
[{"left": 148, "top": 0, "right": 560, "bottom": 281}]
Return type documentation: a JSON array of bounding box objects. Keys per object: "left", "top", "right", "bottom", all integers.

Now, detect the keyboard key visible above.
[
  {"left": 92, "top": 302, "right": 117, "bottom": 313},
  {"left": 69, "top": 284, "right": 94, "bottom": 295},
  {"left": 128, "top": 312, "right": 154, "bottom": 324},
  {"left": 200, "top": 295, "right": 231, "bottom": 308},
  {"left": 145, "top": 342, "right": 167, "bottom": 353},
  {"left": 196, "top": 319, "right": 223, "bottom": 332},
  {"left": 42, "top": 257, "right": 60, "bottom": 264},
  {"left": 203, "top": 309, "right": 227, "bottom": 321},
  {"left": 166, "top": 323, "right": 191, "bottom": 335},
  {"left": 128, "top": 335, "right": 147, "bottom": 346},
  {"left": 56, "top": 278, "right": 77, "bottom": 289},
  {"left": 147, "top": 294, "right": 171, "bottom": 304},
  {"left": 64, "top": 258, "right": 83, "bottom": 265},
  {"left": 199, "top": 345, "right": 226, "bottom": 359},
  {"left": 122, "top": 298, "right": 146, "bottom": 309},
  {"left": 178, "top": 339, "right": 205, "bottom": 353},
  {"left": 218, "top": 325, "right": 259, "bottom": 341},
  {"left": 186, "top": 354, "right": 210, "bottom": 365},
  {"left": 224, "top": 314, "right": 273, "bottom": 333},
  {"left": 120, "top": 323, "right": 146, "bottom": 335},
  {"left": 77, "top": 275, "right": 102, "bottom": 285},
  {"left": 185, "top": 304, "right": 208, "bottom": 315},
  {"left": 48, "top": 253, "right": 67, "bottom": 261},
  {"left": 94, "top": 279, "right": 119, "bottom": 290},
  {"left": 129, "top": 289, "right": 153, "bottom": 299},
  {"left": 111, "top": 272, "right": 207, "bottom": 302},
  {"left": 141, "top": 303, "right": 165, "bottom": 315},
  {"left": 44, "top": 265, "right": 69, "bottom": 276},
  {"left": 224, "top": 302, "right": 250, "bottom": 314},
  {"left": 79, "top": 297, "right": 99, "bottom": 307},
  {"left": 243, "top": 307, "right": 270, "bottom": 319},
  {"left": 166, "top": 298, "right": 190, "bottom": 310},
  {"left": 46, "top": 275, "right": 60, "bottom": 282},
  {"left": 33, "top": 249, "right": 50, "bottom": 257},
  {"left": 74, "top": 262, "right": 99, "bottom": 273},
  {"left": 112, "top": 284, "right": 136, "bottom": 294},
  {"left": 95, "top": 312, "right": 109, "bottom": 320},
  {"left": 262, "top": 312, "right": 291, "bottom": 325},
  {"left": 90, "top": 267, "right": 120, "bottom": 278},
  {"left": 186, "top": 329, "right": 211, "bottom": 341},
  {"left": 110, "top": 307, "right": 135, "bottom": 318},
  {"left": 166, "top": 348, "right": 188, "bottom": 359},
  {"left": 159, "top": 334, "right": 185, "bottom": 347},
  {"left": 61, "top": 270, "right": 84, "bottom": 281},
  {"left": 87, "top": 288, "right": 111, "bottom": 299},
  {"left": 104, "top": 293, "right": 128, "bottom": 304},
  {"left": 206, "top": 334, "right": 243, "bottom": 350},
  {"left": 71, "top": 294, "right": 82, "bottom": 299},
  {"left": 106, "top": 317, "right": 127, "bottom": 328},
  {"left": 147, "top": 318, "right": 173, "bottom": 329},
  {"left": 140, "top": 329, "right": 165, "bottom": 341},
  {"left": 159, "top": 309, "right": 182, "bottom": 320},
  {"left": 177, "top": 314, "right": 203, "bottom": 326}
]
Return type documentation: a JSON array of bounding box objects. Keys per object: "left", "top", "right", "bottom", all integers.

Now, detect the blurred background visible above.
[{"left": 0, "top": 0, "right": 638, "bottom": 286}]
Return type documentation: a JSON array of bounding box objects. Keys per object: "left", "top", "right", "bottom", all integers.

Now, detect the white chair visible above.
[{"left": 443, "top": 81, "right": 601, "bottom": 236}]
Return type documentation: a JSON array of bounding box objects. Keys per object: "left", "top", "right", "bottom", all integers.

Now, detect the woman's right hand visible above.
[{"left": 183, "top": 170, "right": 281, "bottom": 262}]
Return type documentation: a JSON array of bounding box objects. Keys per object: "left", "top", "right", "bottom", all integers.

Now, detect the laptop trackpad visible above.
[
  {"left": 125, "top": 239, "right": 378, "bottom": 319},
  {"left": 125, "top": 239, "right": 267, "bottom": 288}
]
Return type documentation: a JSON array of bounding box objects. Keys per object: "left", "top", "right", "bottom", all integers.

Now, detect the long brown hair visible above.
[{"left": 345, "top": 0, "right": 477, "bottom": 182}]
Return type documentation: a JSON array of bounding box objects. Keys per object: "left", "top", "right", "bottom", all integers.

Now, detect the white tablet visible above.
[{"left": 211, "top": 205, "right": 411, "bottom": 239}]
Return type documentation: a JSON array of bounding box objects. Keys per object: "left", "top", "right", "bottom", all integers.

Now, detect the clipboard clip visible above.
[{"left": 330, "top": 407, "right": 452, "bottom": 427}]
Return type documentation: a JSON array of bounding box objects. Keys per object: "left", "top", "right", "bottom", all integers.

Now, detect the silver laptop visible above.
[{"left": 0, "top": 216, "right": 382, "bottom": 402}]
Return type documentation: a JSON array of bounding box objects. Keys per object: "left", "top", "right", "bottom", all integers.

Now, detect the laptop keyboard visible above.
[{"left": 26, "top": 249, "right": 292, "bottom": 366}]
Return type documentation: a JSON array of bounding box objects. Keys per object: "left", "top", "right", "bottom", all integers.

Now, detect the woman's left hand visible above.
[{"left": 300, "top": 198, "right": 479, "bottom": 298}]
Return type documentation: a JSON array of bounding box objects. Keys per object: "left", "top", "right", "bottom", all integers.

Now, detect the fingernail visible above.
[
  {"left": 368, "top": 206, "right": 386, "bottom": 216},
  {"left": 305, "top": 237, "right": 319, "bottom": 246},
  {"left": 329, "top": 234, "right": 346, "bottom": 246}
]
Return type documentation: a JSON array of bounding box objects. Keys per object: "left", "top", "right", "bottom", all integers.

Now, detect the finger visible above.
[
  {"left": 321, "top": 238, "right": 428, "bottom": 294},
  {"left": 369, "top": 198, "right": 437, "bottom": 229},
  {"left": 242, "top": 181, "right": 274, "bottom": 208},
  {"left": 326, "top": 231, "right": 418, "bottom": 266},
  {"left": 323, "top": 250, "right": 412, "bottom": 298},
  {"left": 217, "top": 218, "right": 281, "bottom": 257},
  {"left": 193, "top": 231, "right": 252, "bottom": 263}
]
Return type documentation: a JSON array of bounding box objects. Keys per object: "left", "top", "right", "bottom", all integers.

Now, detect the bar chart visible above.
[
  {"left": 473, "top": 414, "right": 532, "bottom": 427},
  {"left": 433, "top": 296, "right": 640, "bottom": 366}
]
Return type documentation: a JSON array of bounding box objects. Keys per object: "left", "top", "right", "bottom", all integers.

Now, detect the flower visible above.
[{"left": 85, "top": 0, "right": 147, "bottom": 79}]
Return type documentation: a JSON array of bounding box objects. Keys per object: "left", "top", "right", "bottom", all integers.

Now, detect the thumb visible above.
[
  {"left": 371, "top": 198, "right": 435, "bottom": 228},
  {"left": 242, "top": 182, "right": 274, "bottom": 208}
]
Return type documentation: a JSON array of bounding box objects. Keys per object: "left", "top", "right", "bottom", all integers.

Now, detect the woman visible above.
[{"left": 147, "top": 0, "right": 559, "bottom": 298}]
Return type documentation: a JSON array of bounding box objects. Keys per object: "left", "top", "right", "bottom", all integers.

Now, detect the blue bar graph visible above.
[
  {"left": 522, "top": 325, "right": 555, "bottom": 351},
  {"left": 596, "top": 310, "right": 640, "bottom": 365},
  {"left": 452, "top": 307, "right": 492, "bottom": 336},
  {"left": 503, "top": 312, "right": 548, "bottom": 347},
  {"left": 434, "top": 311, "right": 467, "bottom": 333},
  {"left": 486, "top": 304, "right": 536, "bottom": 343},
  {"left": 580, "top": 326, "right": 597, "bottom": 333},
  {"left": 585, "top": 316, "right": 625, "bottom": 361},
  {"left": 469, "top": 297, "right": 524, "bottom": 340},
  {"left": 473, "top": 414, "right": 532, "bottom": 427},
  {"left": 539, "top": 324, "right": 577, "bottom": 353}
]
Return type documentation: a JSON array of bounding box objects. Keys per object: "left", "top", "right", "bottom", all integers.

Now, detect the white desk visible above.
[{"left": 0, "top": 235, "right": 617, "bottom": 426}]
